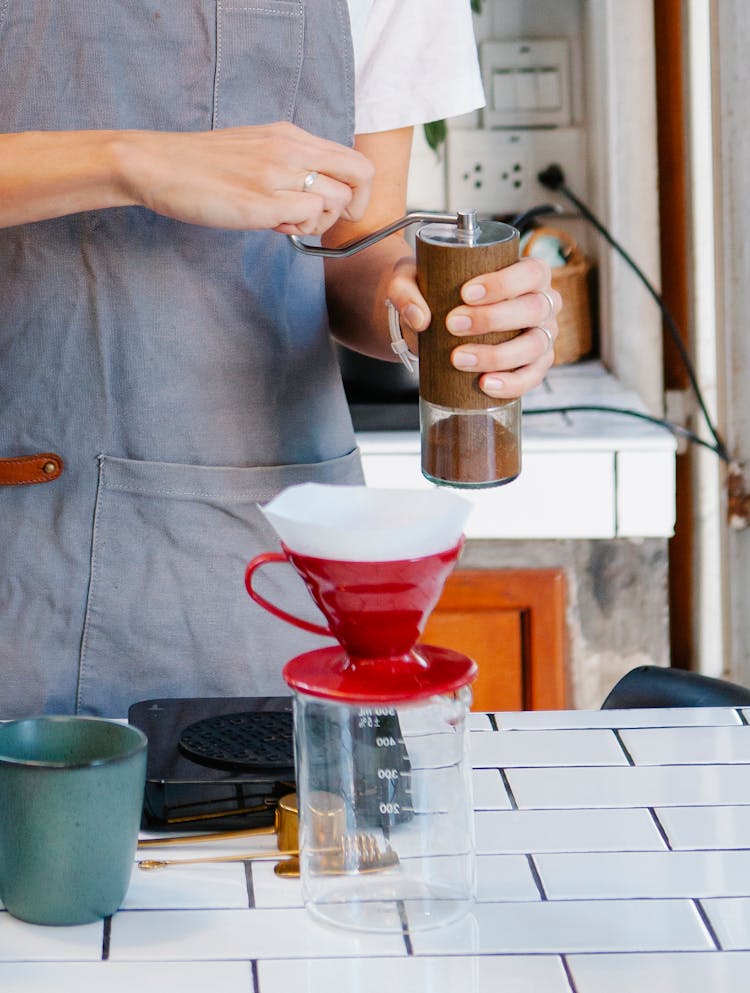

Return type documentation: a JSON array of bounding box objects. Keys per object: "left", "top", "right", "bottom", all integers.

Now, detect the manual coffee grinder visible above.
[
  {"left": 290, "top": 209, "right": 521, "bottom": 487},
  {"left": 245, "top": 483, "right": 478, "bottom": 932}
]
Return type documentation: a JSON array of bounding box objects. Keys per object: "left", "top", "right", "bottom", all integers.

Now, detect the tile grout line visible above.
[
  {"left": 498, "top": 768, "right": 519, "bottom": 810},
  {"left": 693, "top": 898, "right": 723, "bottom": 951},
  {"left": 613, "top": 729, "right": 636, "bottom": 765},
  {"left": 101, "top": 916, "right": 112, "bottom": 960},
  {"left": 397, "top": 900, "right": 414, "bottom": 955},
  {"left": 526, "top": 853, "right": 548, "bottom": 901},
  {"left": 647, "top": 807, "right": 673, "bottom": 850},
  {"left": 245, "top": 862, "right": 256, "bottom": 909},
  {"left": 251, "top": 958, "right": 260, "bottom": 992},
  {"left": 561, "top": 954, "right": 581, "bottom": 993}
]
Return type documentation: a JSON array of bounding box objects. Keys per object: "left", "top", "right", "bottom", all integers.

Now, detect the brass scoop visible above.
[{"left": 137, "top": 792, "right": 299, "bottom": 853}]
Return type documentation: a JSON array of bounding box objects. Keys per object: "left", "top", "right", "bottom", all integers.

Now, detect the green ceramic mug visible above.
[{"left": 0, "top": 716, "right": 148, "bottom": 926}]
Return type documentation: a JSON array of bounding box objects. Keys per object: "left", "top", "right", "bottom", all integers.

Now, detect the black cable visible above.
[
  {"left": 536, "top": 164, "right": 730, "bottom": 463},
  {"left": 523, "top": 404, "right": 730, "bottom": 462},
  {"left": 510, "top": 202, "right": 562, "bottom": 232}
]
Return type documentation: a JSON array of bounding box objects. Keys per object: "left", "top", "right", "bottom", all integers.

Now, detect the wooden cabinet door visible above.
[{"left": 423, "top": 568, "right": 567, "bottom": 712}]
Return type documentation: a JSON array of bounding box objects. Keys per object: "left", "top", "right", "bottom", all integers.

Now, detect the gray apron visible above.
[{"left": 0, "top": 0, "right": 363, "bottom": 717}]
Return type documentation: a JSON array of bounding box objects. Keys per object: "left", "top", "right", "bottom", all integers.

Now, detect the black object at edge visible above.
[{"left": 601, "top": 665, "right": 750, "bottom": 709}]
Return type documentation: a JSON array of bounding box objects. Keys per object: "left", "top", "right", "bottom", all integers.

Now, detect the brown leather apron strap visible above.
[{"left": 0, "top": 453, "right": 64, "bottom": 485}]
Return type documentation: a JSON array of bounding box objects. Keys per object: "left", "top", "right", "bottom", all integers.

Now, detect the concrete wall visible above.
[{"left": 461, "top": 537, "right": 670, "bottom": 710}]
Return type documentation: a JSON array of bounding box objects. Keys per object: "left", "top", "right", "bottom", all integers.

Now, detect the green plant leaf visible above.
[
  {"left": 471, "top": 0, "right": 483, "bottom": 13},
  {"left": 423, "top": 119, "right": 447, "bottom": 154}
]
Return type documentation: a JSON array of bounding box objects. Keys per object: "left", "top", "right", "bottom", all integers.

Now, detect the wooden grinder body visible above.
[
  {"left": 416, "top": 221, "right": 520, "bottom": 410},
  {"left": 416, "top": 219, "right": 522, "bottom": 487}
]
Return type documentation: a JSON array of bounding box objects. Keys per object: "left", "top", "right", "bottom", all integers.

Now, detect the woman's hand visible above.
[
  {"left": 386, "top": 255, "right": 561, "bottom": 398},
  {"left": 0, "top": 124, "right": 374, "bottom": 233},
  {"left": 110, "top": 122, "right": 375, "bottom": 235}
]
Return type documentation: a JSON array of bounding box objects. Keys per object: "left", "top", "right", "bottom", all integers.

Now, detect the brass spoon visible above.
[
  {"left": 138, "top": 793, "right": 298, "bottom": 852},
  {"left": 138, "top": 849, "right": 299, "bottom": 870}
]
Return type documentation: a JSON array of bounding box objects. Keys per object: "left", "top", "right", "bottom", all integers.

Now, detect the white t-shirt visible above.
[{"left": 347, "top": 0, "right": 485, "bottom": 133}]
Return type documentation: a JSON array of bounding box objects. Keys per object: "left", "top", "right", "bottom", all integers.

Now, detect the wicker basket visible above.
[{"left": 522, "top": 227, "right": 593, "bottom": 365}]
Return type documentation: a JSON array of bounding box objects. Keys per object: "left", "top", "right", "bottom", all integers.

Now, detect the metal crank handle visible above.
[{"left": 288, "top": 210, "right": 473, "bottom": 258}]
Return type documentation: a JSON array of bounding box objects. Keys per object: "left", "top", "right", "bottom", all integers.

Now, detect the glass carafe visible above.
[{"left": 292, "top": 686, "right": 474, "bottom": 932}]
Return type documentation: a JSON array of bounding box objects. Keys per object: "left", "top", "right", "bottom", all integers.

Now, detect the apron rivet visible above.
[{"left": 42, "top": 461, "right": 57, "bottom": 475}]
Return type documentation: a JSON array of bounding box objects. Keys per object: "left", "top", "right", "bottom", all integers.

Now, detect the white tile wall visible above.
[
  {"left": 656, "top": 804, "right": 750, "bottom": 850},
  {"left": 475, "top": 855, "right": 540, "bottom": 902},
  {"left": 471, "top": 768, "right": 513, "bottom": 809},
  {"left": 0, "top": 915, "right": 102, "bottom": 962},
  {"left": 258, "top": 954, "right": 571, "bottom": 993},
  {"left": 495, "top": 707, "right": 742, "bottom": 730},
  {"left": 108, "top": 909, "right": 405, "bottom": 961},
  {"left": 535, "top": 850, "right": 750, "bottom": 900},
  {"left": 569, "top": 951, "right": 750, "bottom": 993},
  {"left": 506, "top": 763, "right": 750, "bottom": 809},
  {"left": 470, "top": 728, "right": 628, "bottom": 767},
  {"left": 700, "top": 898, "right": 750, "bottom": 951},
  {"left": 410, "top": 899, "right": 712, "bottom": 955},
  {"left": 0, "top": 962, "right": 254, "bottom": 993},
  {"left": 620, "top": 725, "right": 750, "bottom": 765},
  {"left": 475, "top": 807, "right": 665, "bottom": 854},
  {"left": 123, "top": 863, "right": 250, "bottom": 911}
]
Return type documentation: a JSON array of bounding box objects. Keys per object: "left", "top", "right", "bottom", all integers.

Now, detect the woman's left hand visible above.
[{"left": 387, "top": 255, "right": 561, "bottom": 398}]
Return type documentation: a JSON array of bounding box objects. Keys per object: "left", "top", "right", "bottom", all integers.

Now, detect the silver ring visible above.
[
  {"left": 534, "top": 324, "right": 554, "bottom": 354},
  {"left": 538, "top": 289, "right": 556, "bottom": 320},
  {"left": 302, "top": 171, "right": 318, "bottom": 191}
]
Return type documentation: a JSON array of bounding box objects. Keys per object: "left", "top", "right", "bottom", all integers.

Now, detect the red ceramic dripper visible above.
[{"left": 244, "top": 541, "right": 477, "bottom": 703}]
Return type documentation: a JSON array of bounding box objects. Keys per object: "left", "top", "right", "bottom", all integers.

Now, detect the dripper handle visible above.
[{"left": 244, "top": 553, "right": 332, "bottom": 638}]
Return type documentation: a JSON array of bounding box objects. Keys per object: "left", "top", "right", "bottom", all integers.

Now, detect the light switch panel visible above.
[{"left": 481, "top": 39, "right": 571, "bottom": 128}]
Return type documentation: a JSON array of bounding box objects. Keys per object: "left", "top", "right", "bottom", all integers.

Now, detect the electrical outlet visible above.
[{"left": 445, "top": 127, "right": 587, "bottom": 215}]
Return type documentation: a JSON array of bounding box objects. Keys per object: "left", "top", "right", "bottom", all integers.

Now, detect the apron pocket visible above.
[
  {"left": 76, "top": 450, "right": 362, "bottom": 715},
  {"left": 213, "top": 0, "right": 304, "bottom": 128}
]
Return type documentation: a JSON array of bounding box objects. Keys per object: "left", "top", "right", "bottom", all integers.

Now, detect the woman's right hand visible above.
[{"left": 112, "top": 122, "right": 375, "bottom": 235}]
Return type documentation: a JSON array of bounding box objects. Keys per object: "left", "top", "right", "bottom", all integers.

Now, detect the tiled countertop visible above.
[
  {"left": 359, "top": 361, "right": 677, "bottom": 540},
  {"left": 3, "top": 706, "right": 750, "bottom": 992}
]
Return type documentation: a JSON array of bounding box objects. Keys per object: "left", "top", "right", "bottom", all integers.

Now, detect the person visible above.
[{"left": 0, "top": 0, "right": 561, "bottom": 717}]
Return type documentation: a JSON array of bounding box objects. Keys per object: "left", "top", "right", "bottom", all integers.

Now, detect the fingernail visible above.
[
  {"left": 452, "top": 349, "right": 478, "bottom": 369},
  {"left": 462, "top": 283, "right": 486, "bottom": 302},
  {"left": 446, "top": 315, "right": 472, "bottom": 333},
  {"left": 483, "top": 376, "right": 505, "bottom": 391},
  {"left": 404, "top": 304, "right": 425, "bottom": 330}
]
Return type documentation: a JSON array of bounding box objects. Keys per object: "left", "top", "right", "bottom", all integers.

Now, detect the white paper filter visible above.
[{"left": 260, "top": 484, "right": 472, "bottom": 561}]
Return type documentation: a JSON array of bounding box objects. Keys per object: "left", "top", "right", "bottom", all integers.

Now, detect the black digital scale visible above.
[
  {"left": 128, "top": 695, "right": 413, "bottom": 833},
  {"left": 128, "top": 697, "right": 296, "bottom": 831}
]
